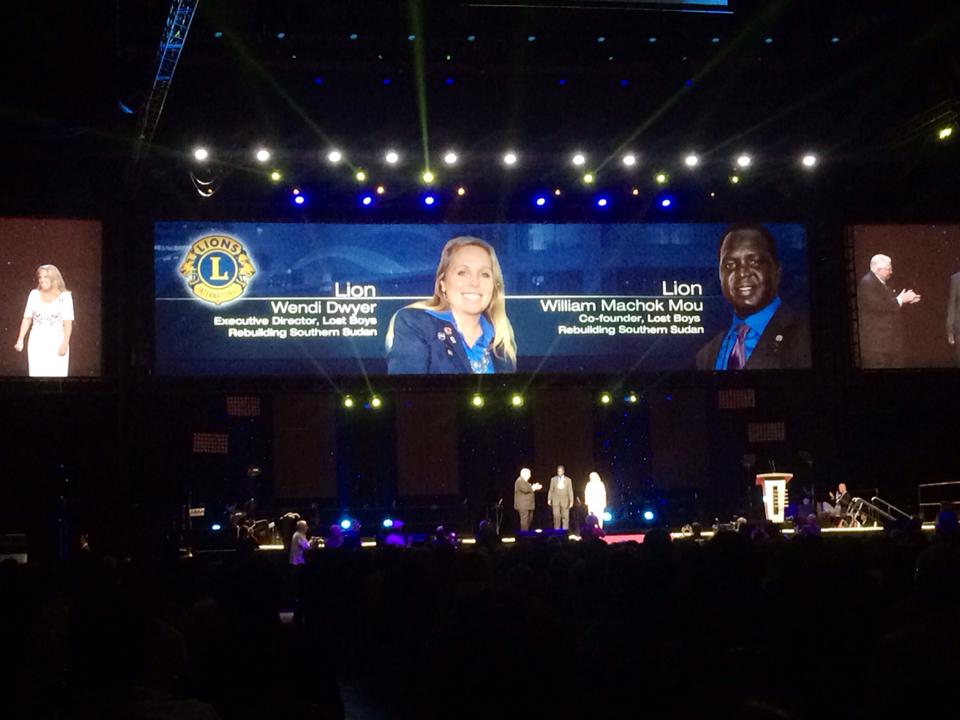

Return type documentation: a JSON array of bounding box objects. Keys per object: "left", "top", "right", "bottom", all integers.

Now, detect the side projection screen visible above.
[
  {"left": 0, "top": 218, "right": 102, "bottom": 378},
  {"left": 155, "top": 222, "right": 810, "bottom": 376},
  {"left": 853, "top": 224, "right": 960, "bottom": 369}
]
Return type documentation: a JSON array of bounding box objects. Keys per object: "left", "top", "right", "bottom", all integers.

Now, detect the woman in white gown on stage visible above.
[
  {"left": 14, "top": 264, "right": 74, "bottom": 377},
  {"left": 584, "top": 471, "right": 608, "bottom": 528}
]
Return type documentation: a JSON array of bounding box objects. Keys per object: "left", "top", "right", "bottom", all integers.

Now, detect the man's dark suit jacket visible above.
[
  {"left": 695, "top": 303, "right": 811, "bottom": 371},
  {"left": 387, "top": 308, "right": 515, "bottom": 374},
  {"left": 514, "top": 476, "right": 536, "bottom": 511},
  {"left": 857, "top": 271, "right": 902, "bottom": 367},
  {"left": 947, "top": 272, "right": 960, "bottom": 359}
]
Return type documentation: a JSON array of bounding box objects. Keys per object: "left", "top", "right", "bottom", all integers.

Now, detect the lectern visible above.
[{"left": 755, "top": 472, "right": 793, "bottom": 524}]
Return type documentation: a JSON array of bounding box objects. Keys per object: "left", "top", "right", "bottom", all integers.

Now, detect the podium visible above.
[{"left": 755, "top": 473, "right": 793, "bottom": 524}]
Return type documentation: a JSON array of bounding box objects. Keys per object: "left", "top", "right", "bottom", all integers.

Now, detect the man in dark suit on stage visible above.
[
  {"left": 947, "top": 271, "right": 960, "bottom": 364},
  {"left": 696, "top": 224, "right": 811, "bottom": 371},
  {"left": 513, "top": 468, "right": 541, "bottom": 532},
  {"left": 857, "top": 254, "right": 920, "bottom": 368}
]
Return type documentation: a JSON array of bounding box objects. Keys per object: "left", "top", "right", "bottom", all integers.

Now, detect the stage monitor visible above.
[
  {"left": 0, "top": 218, "right": 102, "bottom": 378},
  {"left": 154, "top": 221, "right": 810, "bottom": 376},
  {"left": 851, "top": 225, "right": 960, "bottom": 369}
]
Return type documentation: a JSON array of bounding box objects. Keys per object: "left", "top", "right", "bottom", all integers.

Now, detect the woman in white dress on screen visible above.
[
  {"left": 584, "top": 471, "right": 608, "bottom": 528},
  {"left": 14, "top": 264, "right": 74, "bottom": 377}
]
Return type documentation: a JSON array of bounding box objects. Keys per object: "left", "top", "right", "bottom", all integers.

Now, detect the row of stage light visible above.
[
  {"left": 340, "top": 391, "right": 641, "bottom": 410},
  {"left": 192, "top": 145, "right": 832, "bottom": 174},
  {"left": 188, "top": 126, "right": 954, "bottom": 202},
  {"left": 190, "top": 124, "right": 955, "bottom": 175}
]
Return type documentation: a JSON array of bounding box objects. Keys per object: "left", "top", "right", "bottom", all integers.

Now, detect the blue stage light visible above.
[
  {"left": 349, "top": 33, "right": 359, "bottom": 41},
  {"left": 558, "top": 78, "right": 567, "bottom": 85},
  {"left": 602, "top": 511, "right": 613, "bottom": 523},
  {"left": 294, "top": 194, "right": 305, "bottom": 205},
  {"left": 535, "top": 196, "right": 547, "bottom": 207},
  {"left": 211, "top": 523, "right": 222, "bottom": 531},
  {"left": 340, "top": 519, "right": 353, "bottom": 530},
  {"left": 643, "top": 510, "right": 655, "bottom": 522},
  {"left": 660, "top": 196, "right": 673, "bottom": 208},
  {"left": 382, "top": 518, "right": 394, "bottom": 529},
  {"left": 445, "top": 77, "right": 455, "bottom": 85},
  {"left": 467, "top": 34, "right": 476, "bottom": 42},
  {"left": 595, "top": 196, "right": 610, "bottom": 208},
  {"left": 313, "top": 76, "right": 324, "bottom": 85},
  {"left": 360, "top": 194, "right": 374, "bottom": 207},
  {"left": 423, "top": 193, "right": 438, "bottom": 207}
]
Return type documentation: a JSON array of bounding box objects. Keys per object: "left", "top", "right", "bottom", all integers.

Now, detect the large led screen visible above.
[
  {"left": 853, "top": 225, "right": 960, "bottom": 369},
  {"left": 155, "top": 222, "right": 810, "bottom": 376},
  {"left": 0, "top": 218, "right": 102, "bottom": 377}
]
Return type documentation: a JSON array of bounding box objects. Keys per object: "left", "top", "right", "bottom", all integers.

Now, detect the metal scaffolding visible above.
[{"left": 134, "top": 0, "right": 200, "bottom": 159}]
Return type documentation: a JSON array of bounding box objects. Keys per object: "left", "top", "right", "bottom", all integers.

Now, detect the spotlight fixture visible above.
[
  {"left": 342, "top": 395, "right": 355, "bottom": 408},
  {"left": 376, "top": 185, "right": 386, "bottom": 195},
  {"left": 730, "top": 175, "right": 740, "bottom": 184},
  {"left": 327, "top": 149, "right": 343, "bottom": 164},
  {"left": 422, "top": 170, "right": 435, "bottom": 184},
  {"left": 938, "top": 126, "right": 954, "bottom": 140},
  {"left": 660, "top": 197, "right": 673, "bottom": 208},
  {"left": 735, "top": 154, "right": 752, "bottom": 168},
  {"left": 422, "top": 193, "right": 438, "bottom": 207},
  {"left": 269, "top": 170, "right": 282, "bottom": 182},
  {"left": 510, "top": 394, "right": 525, "bottom": 408},
  {"left": 443, "top": 151, "right": 459, "bottom": 165},
  {"left": 535, "top": 195, "right": 547, "bottom": 207},
  {"left": 622, "top": 153, "right": 637, "bottom": 167},
  {"left": 554, "top": 188, "right": 562, "bottom": 196},
  {"left": 360, "top": 194, "right": 374, "bottom": 207},
  {"left": 355, "top": 170, "right": 367, "bottom": 182},
  {"left": 255, "top": 148, "right": 271, "bottom": 163},
  {"left": 293, "top": 194, "right": 305, "bottom": 206},
  {"left": 631, "top": 188, "right": 640, "bottom": 196},
  {"left": 572, "top": 152, "right": 586, "bottom": 166},
  {"left": 456, "top": 186, "right": 467, "bottom": 196},
  {"left": 599, "top": 392, "right": 612, "bottom": 405},
  {"left": 602, "top": 511, "right": 613, "bottom": 522},
  {"left": 370, "top": 395, "right": 382, "bottom": 409},
  {"left": 684, "top": 153, "right": 700, "bottom": 168},
  {"left": 382, "top": 518, "right": 394, "bottom": 529},
  {"left": 801, "top": 153, "right": 818, "bottom": 168},
  {"left": 502, "top": 151, "right": 518, "bottom": 166},
  {"left": 595, "top": 196, "right": 609, "bottom": 208},
  {"left": 192, "top": 146, "right": 209, "bottom": 162},
  {"left": 642, "top": 510, "right": 655, "bottom": 522},
  {"left": 583, "top": 173, "right": 595, "bottom": 184},
  {"left": 471, "top": 394, "right": 485, "bottom": 408},
  {"left": 384, "top": 150, "right": 400, "bottom": 165},
  {"left": 655, "top": 172, "right": 668, "bottom": 184},
  {"left": 340, "top": 519, "right": 353, "bottom": 530},
  {"left": 625, "top": 392, "right": 638, "bottom": 403}
]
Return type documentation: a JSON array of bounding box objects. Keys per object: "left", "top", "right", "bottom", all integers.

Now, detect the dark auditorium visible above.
[{"left": 3, "top": 1, "right": 960, "bottom": 718}]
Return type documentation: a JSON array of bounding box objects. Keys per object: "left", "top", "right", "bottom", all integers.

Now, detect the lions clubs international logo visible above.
[{"left": 179, "top": 234, "right": 256, "bottom": 305}]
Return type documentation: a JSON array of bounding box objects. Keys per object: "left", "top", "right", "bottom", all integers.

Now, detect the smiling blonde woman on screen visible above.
[
  {"left": 386, "top": 237, "right": 516, "bottom": 374},
  {"left": 14, "top": 264, "right": 74, "bottom": 377}
]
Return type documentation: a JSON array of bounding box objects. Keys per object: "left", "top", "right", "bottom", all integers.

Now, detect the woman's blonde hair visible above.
[
  {"left": 386, "top": 236, "right": 516, "bottom": 367},
  {"left": 36, "top": 264, "right": 66, "bottom": 292}
]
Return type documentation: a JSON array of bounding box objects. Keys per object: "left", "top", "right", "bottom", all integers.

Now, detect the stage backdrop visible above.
[
  {"left": 0, "top": 218, "right": 102, "bottom": 377},
  {"left": 154, "top": 221, "right": 809, "bottom": 376},
  {"left": 852, "top": 225, "right": 960, "bottom": 369}
]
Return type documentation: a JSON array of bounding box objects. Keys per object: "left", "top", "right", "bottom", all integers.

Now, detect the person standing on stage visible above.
[
  {"left": 14, "top": 264, "right": 74, "bottom": 377},
  {"left": 547, "top": 465, "right": 575, "bottom": 531},
  {"left": 513, "top": 468, "right": 541, "bottom": 532},
  {"left": 584, "top": 472, "right": 608, "bottom": 528}
]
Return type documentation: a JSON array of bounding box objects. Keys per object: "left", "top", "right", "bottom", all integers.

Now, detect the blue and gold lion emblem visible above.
[{"left": 179, "top": 234, "right": 256, "bottom": 305}]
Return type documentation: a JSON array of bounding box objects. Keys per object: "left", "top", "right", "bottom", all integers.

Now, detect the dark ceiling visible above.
[{"left": 2, "top": 0, "right": 958, "bottom": 215}]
